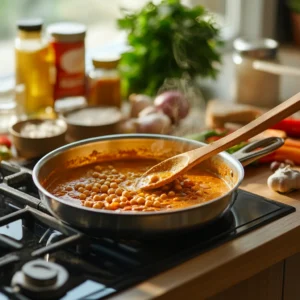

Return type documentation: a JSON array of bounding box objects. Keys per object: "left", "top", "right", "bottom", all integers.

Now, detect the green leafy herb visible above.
[{"left": 118, "top": 0, "right": 222, "bottom": 96}]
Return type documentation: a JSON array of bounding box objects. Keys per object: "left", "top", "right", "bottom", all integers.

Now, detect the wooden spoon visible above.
[{"left": 137, "top": 92, "right": 300, "bottom": 190}]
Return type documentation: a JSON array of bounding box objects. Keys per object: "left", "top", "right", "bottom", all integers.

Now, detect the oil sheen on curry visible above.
[{"left": 46, "top": 158, "right": 230, "bottom": 212}]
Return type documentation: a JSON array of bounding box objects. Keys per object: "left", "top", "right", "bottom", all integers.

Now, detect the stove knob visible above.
[
  {"left": 11, "top": 259, "right": 69, "bottom": 300},
  {"left": 23, "top": 260, "right": 58, "bottom": 287}
]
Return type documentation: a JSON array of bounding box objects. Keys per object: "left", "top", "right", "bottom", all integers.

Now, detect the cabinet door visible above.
[
  {"left": 284, "top": 253, "right": 300, "bottom": 300},
  {"left": 209, "top": 261, "right": 284, "bottom": 300}
]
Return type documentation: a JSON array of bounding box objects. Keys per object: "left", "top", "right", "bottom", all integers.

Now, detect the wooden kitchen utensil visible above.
[{"left": 138, "top": 92, "right": 300, "bottom": 190}]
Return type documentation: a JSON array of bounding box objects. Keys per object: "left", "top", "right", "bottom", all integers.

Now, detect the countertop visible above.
[{"left": 111, "top": 165, "right": 300, "bottom": 299}]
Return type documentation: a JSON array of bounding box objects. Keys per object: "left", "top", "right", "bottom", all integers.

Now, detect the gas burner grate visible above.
[{"left": 0, "top": 206, "right": 85, "bottom": 267}]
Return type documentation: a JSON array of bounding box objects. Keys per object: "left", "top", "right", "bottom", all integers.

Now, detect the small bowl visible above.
[
  {"left": 62, "top": 106, "right": 122, "bottom": 141},
  {"left": 9, "top": 119, "right": 67, "bottom": 159}
]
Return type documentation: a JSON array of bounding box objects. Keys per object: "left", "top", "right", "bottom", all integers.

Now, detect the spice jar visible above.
[
  {"left": 15, "top": 19, "right": 54, "bottom": 118},
  {"left": 232, "top": 38, "right": 280, "bottom": 108},
  {"left": 47, "top": 22, "right": 86, "bottom": 100},
  {"left": 87, "top": 56, "right": 121, "bottom": 108}
]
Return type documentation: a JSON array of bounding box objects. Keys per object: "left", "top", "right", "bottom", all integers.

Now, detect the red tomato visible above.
[{"left": 0, "top": 136, "right": 12, "bottom": 148}]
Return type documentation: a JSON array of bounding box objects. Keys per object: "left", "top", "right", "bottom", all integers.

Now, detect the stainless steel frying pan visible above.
[{"left": 32, "top": 134, "right": 283, "bottom": 238}]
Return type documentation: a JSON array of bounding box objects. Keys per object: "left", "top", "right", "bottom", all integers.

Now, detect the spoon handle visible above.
[{"left": 188, "top": 93, "right": 300, "bottom": 165}]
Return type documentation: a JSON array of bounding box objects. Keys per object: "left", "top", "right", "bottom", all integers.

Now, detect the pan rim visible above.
[{"left": 32, "top": 133, "right": 244, "bottom": 216}]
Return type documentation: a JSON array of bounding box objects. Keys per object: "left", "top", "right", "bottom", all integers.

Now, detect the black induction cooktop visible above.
[{"left": 0, "top": 161, "right": 296, "bottom": 300}]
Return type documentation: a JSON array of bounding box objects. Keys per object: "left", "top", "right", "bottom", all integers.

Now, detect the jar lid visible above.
[
  {"left": 233, "top": 38, "right": 278, "bottom": 59},
  {"left": 47, "top": 22, "right": 86, "bottom": 43},
  {"left": 92, "top": 56, "right": 120, "bottom": 69},
  {"left": 17, "top": 19, "right": 43, "bottom": 32}
]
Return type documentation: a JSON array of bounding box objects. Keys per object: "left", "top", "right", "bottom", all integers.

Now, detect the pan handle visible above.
[{"left": 232, "top": 137, "right": 284, "bottom": 167}]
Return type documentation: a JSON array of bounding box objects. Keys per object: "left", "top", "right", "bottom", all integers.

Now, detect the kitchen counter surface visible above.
[{"left": 111, "top": 165, "right": 300, "bottom": 299}]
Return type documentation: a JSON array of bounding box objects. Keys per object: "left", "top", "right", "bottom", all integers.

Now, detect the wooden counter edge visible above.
[{"left": 111, "top": 166, "right": 300, "bottom": 300}]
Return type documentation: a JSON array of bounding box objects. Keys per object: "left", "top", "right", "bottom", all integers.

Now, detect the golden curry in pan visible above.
[{"left": 45, "top": 158, "right": 230, "bottom": 212}]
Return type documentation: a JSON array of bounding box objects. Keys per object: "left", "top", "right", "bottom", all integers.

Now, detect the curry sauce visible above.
[{"left": 46, "top": 158, "right": 230, "bottom": 212}]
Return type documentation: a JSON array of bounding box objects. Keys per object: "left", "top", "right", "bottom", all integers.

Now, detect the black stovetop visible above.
[{"left": 0, "top": 161, "right": 296, "bottom": 300}]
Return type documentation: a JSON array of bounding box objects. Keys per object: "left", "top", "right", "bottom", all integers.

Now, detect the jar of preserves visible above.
[
  {"left": 87, "top": 57, "right": 121, "bottom": 108},
  {"left": 47, "top": 22, "right": 86, "bottom": 100},
  {"left": 15, "top": 19, "right": 54, "bottom": 118},
  {"left": 233, "top": 38, "right": 280, "bottom": 108}
]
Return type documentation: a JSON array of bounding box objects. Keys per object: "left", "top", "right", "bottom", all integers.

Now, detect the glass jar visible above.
[
  {"left": 232, "top": 38, "right": 280, "bottom": 108},
  {"left": 15, "top": 19, "right": 54, "bottom": 118},
  {"left": 87, "top": 57, "right": 121, "bottom": 108},
  {"left": 47, "top": 22, "right": 86, "bottom": 100}
]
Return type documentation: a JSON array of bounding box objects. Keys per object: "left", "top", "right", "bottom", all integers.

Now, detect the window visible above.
[{"left": 0, "top": 0, "right": 277, "bottom": 76}]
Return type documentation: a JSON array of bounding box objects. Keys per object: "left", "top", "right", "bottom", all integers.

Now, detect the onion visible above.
[
  {"left": 138, "top": 106, "right": 159, "bottom": 118},
  {"left": 119, "top": 119, "right": 138, "bottom": 133},
  {"left": 129, "top": 94, "right": 152, "bottom": 118},
  {"left": 154, "top": 90, "right": 189, "bottom": 123},
  {"left": 137, "top": 112, "right": 171, "bottom": 134}
]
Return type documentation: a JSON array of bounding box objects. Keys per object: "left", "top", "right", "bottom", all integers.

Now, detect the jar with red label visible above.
[{"left": 47, "top": 22, "right": 86, "bottom": 100}]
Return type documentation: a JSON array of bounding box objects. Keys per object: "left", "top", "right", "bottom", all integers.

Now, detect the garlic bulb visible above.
[{"left": 267, "top": 166, "right": 300, "bottom": 193}]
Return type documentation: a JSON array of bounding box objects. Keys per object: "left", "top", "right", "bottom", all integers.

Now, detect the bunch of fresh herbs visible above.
[{"left": 118, "top": 0, "right": 222, "bottom": 96}]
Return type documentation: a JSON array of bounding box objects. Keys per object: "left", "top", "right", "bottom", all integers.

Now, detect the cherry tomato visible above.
[{"left": 0, "top": 136, "right": 12, "bottom": 148}]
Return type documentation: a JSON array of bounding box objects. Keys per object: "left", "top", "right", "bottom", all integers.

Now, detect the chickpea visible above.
[
  {"left": 130, "top": 199, "right": 137, "bottom": 205},
  {"left": 92, "top": 186, "right": 99, "bottom": 193},
  {"left": 110, "top": 182, "right": 118, "bottom": 189},
  {"left": 108, "top": 194, "right": 116, "bottom": 201},
  {"left": 123, "top": 206, "right": 132, "bottom": 211},
  {"left": 168, "top": 191, "right": 175, "bottom": 197},
  {"left": 101, "top": 185, "right": 109, "bottom": 193},
  {"left": 150, "top": 175, "right": 159, "bottom": 183},
  {"left": 65, "top": 186, "right": 72, "bottom": 191},
  {"left": 75, "top": 183, "right": 83, "bottom": 190},
  {"left": 93, "top": 195, "right": 102, "bottom": 202},
  {"left": 83, "top": 200, "right": 93, "bottom": 207},
  {"left": 133, "top": 206, "right": 143, "bottom": 211},
  {"left": 153, "top": 200, "right": 161, "bottom": 208},
  {"left": 99, "top": 174, "right": 107, "bottom": 180},
  {"left": 92, "top": 172, "right": 99, "bottom": 178},
  {"left": 120, "top": 196, "right": 128, "bottom": 202},
  {"left": 94, "top": 165, "right": 102, "bottom": 172},
  {"left": 94, "top": 183, "right": 101, "bottom": 189},
  {"left": 173, "top": 197, "right": 179, "bottom": 201},
  {"left": 145, "top": 200, "right": 153, "bottom": 207},
  {"left": 93, "top": 202, "right": 104, "bottom": 209},
  {"left": 85, "top": 184, "right": 92, "bottom": 191},
  {"left": 78, "top": 187, "right": 84, "bottom": 193},
  {"left": 108, "top": 188, "right": 115, "bottom": 195},
  {"left": 115, "top": 179, "right": 122, "bottom": 184},
  {"left": 99, "top": 179, "right": 105, "bottom": 185},
  {"left": 119, "top": 202, "right": 127, "bottom": 208},
  {"left": 160, "top": 193, "right": 168, "bottom": 200},
  {"left": 115, "top": 188, "right": 123, "bottom": 196},
  {"left": 111, "top": 169, "right": 118, "bottom": 174},
  {"left": 79, "top": 193, "right": 87, "bottom": 200},
  {"left": 137, "top": 197, "right": 145, "bottom": 205},
  {"left": 196, "top": 190, "right": 203, "bottom": 196},
  {"left": 91, "top": 192, "right": 96, "bottom": 197},
  {"left": 146, "top": 195, "right": 153, "bottom": 201},
  {"left": 83, "top": 190, "right": 90, "bottom": 196},
  {"left": 112, "top": 197, "right": 121, "bottom": 203},
  {"left": 144, "top": 207, "right": 155, "bottom": 212},
  {"left": 174, "top": 184, "right": 182, "bottom": 191},
  {"left": 105, "top": 196, "right": 112, "bottom": 204},
  {"left": 122, "top": 191, "right": 131, "bottom": 198},
  {"left": 110, "top": 202, "right": 119, "bottom": 210},
  {"left": 104, "top": 181, "right": 110, "bottom": 186},
  {"left": 100, "top": 193, "right": 107, "bottom": 200}
]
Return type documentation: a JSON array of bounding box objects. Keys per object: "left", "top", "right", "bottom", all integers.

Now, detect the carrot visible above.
[
  {"left": 284, "top": 138, "right": 300, "bottom": 149},
  {"left": 259, "top": 145, "right": 300, "bottom": 165}
]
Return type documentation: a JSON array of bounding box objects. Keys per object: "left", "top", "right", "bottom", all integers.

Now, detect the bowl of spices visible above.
[
  {"left": 10, "top": 119, "right": 67, "bottom": 158},
  {"left": 63, "top": 106, "right": 122, "bottom": 141}
]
